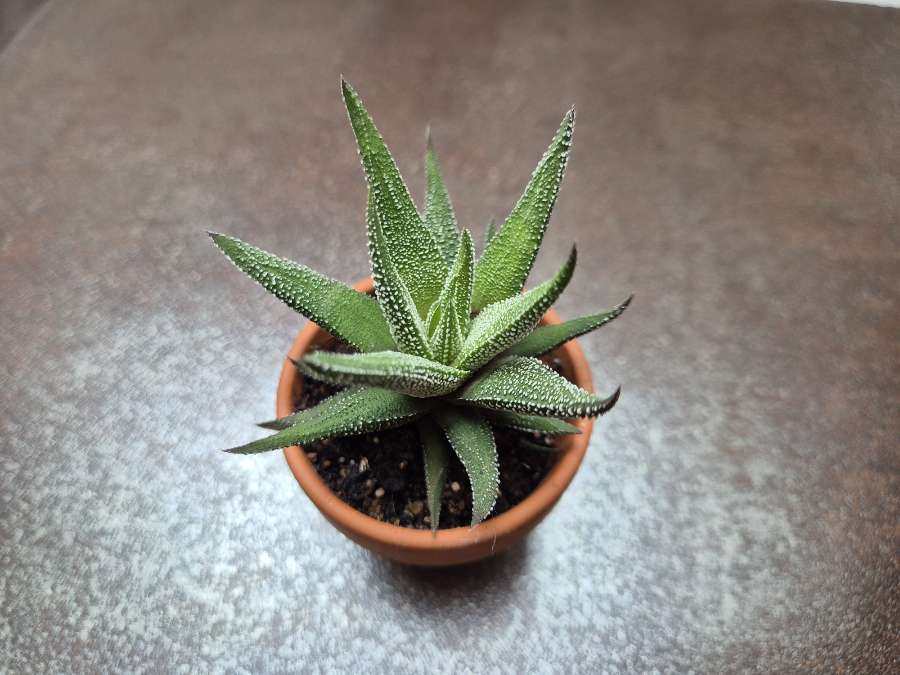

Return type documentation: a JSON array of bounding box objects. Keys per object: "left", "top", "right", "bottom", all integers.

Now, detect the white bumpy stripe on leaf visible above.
[
  {"left": 299, "top": 349, "right": 469, "bottom": 397},
  {"left": 223, "top": 387, "right": 431, "bottom": 454},
  {"left": 424, "top": 133, "right": 460, "bottom": 265},
  {"left": 454, "top": 246, "right": 576, "bottom": 372},
  {"left": 209, "top": 233, "right": 395, "bottom": 353},
  {"left": 435, "top": 409, "right": 499, "bottom": 526},
  {"left": 417, "top": 419, "right": 450, "bottom": 532},
  {"left": 343, "top": 78, "right": 447, "bottom": 316},
  {"left": 455, "top": 356, "right": 620, "bottom": 417},
  {"left": 471, "top": 108, "right": 575, "bottom": 309},
  {"left": 504, "top": 295, "right": 632, "bottom": 358}
]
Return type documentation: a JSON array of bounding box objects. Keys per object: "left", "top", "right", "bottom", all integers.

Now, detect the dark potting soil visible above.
[{"left": 295, "top": 343, "right": 564, "bottom": 529}]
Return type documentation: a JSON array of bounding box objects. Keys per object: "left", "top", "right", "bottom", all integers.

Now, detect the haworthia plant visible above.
[{"left": 211, "top": 79, "right": 630, "bottom": 531}]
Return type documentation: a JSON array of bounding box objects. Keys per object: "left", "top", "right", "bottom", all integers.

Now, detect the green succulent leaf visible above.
[
  {"left": 209, "top": 233, "right": 394, "bottom": 353},
  {"left": 429, "top": 305, "right": 464, "bottom": 366},
  {"left": 471, "top": 108, "right": 575, "bottom": 309},
  {"left": 424, "top": 133, "right": 460, "bottom": 265},
  {"left": 435, "top": 409, "right": 499, "bottom": 526},
  {"left": 504, "top": 295, "right": 633, "bottom": 358},
  {"left": 368, "top": 192, "right": 433, "bottom": 358},
  {"left": 426, "top": 230, "right": 475, "bottom": 364},
  {"left": 455, "top": 356, "right": 620, "bottom": 417},
  {"left": 417, "top": 419, "right": 450, "bottom": 532},
  {"left": 484, "top": 219, "right": 498, "bottom": 249},
  {"left": 482, "top": 410, "right": 582, "bottom": 436},
  {"left": 453, "top": 246, "right": 576, "bottom": 372},
  {"left": 223, "top": 387, "right": 430, "bottom": 454},
  {"left": 299, "top": 349, "right": 468, "bottom": 397},
  {"left": 342, "top": 78, "right": 446, "bottom": 316},
  {"left": 445, "top": 229, "right": 475, "bottom": 334}
]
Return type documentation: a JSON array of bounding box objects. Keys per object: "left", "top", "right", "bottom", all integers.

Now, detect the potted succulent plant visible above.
[{"left": 210, "top": 79, "right": 630, "bottom": 565}]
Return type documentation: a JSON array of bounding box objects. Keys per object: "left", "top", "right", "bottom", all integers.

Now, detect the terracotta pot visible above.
[{"left": 278, "top": 278, "right": 594, "bottom": 566}]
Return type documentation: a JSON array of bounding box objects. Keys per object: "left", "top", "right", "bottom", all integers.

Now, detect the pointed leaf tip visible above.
[
  {"left": 471, "top": 108, "right": 576, "bottom": 308},
  {"left": 424, "top": 137, "right": 460, "bottom": 265},
  {"left": 417, "top": 420, "right": 450, "bottom": 532},
  {"left": 602, "top": 386, "right": 621, "bottom": 413},
  {"left": 222, "top": 386, "right": 432, "bottom": 454},
  {"left": 503, "top": 291, "right": 631, "bottom": 359},
  {"left": 346, "top": 81, "right": 447, "bottom": 320},
  {"left": 208, "top": 232, "right": 395, "bottom": 353},
  {"left": 456, "top": 356, "right": 615, "bottom": 418},
  {"left": 435, "top": 410, "right": 499, "bottom": 526}
]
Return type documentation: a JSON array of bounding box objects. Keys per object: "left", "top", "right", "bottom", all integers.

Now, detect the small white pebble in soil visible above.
[
  {"left": 338, "top": 456, "right": 346, "bottom": 464},
  {"left": 450, "top": 481, "right": 461, "bottom": 493},
  {"left": 372, "top": 436, "right": 380, "bottom": 445},
  {"left": 365, "top": 479, "right": 374, "bottom": 490},
  {"left": 322, "top": 459, "right": 332, "bottom": 469},
  {"left": 399, "top": 460, "right": 407, "bottom": 470},
  {"left": 374, "top": 487, "right": 385, "bottom": 498},
  {"left": 306, "top": 452, "right": 317, "bottom": 461},
  {"left": 408, "top": 500, "right": 423, "bottom": 516},
  {"left": 359, "top": 457, "right": 369, "bottom": 471},
  {"left": 339, "top": 467, "right": 349, "bottom": 478},
  {"left": 423, "top": 516, "right": 431, "bottom": 524}
]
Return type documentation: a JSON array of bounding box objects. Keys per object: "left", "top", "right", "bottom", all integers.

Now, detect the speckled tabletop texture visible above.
[{"left": 2, "top": 0, "right": 899, "bottom": 673}]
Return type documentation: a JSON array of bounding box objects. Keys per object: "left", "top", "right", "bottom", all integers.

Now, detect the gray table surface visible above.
[{"left": 2, "top": 1, "right": 898, "bottom": 672}]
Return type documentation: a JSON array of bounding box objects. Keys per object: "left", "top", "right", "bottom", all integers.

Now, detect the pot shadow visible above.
[{"left": 362, "top": 540, "right": 531, "bottom": 612}]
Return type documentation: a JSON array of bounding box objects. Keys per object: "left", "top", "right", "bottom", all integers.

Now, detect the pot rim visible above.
[{"left": 279, "top": 278, "right": 594, "bottom": 560}]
